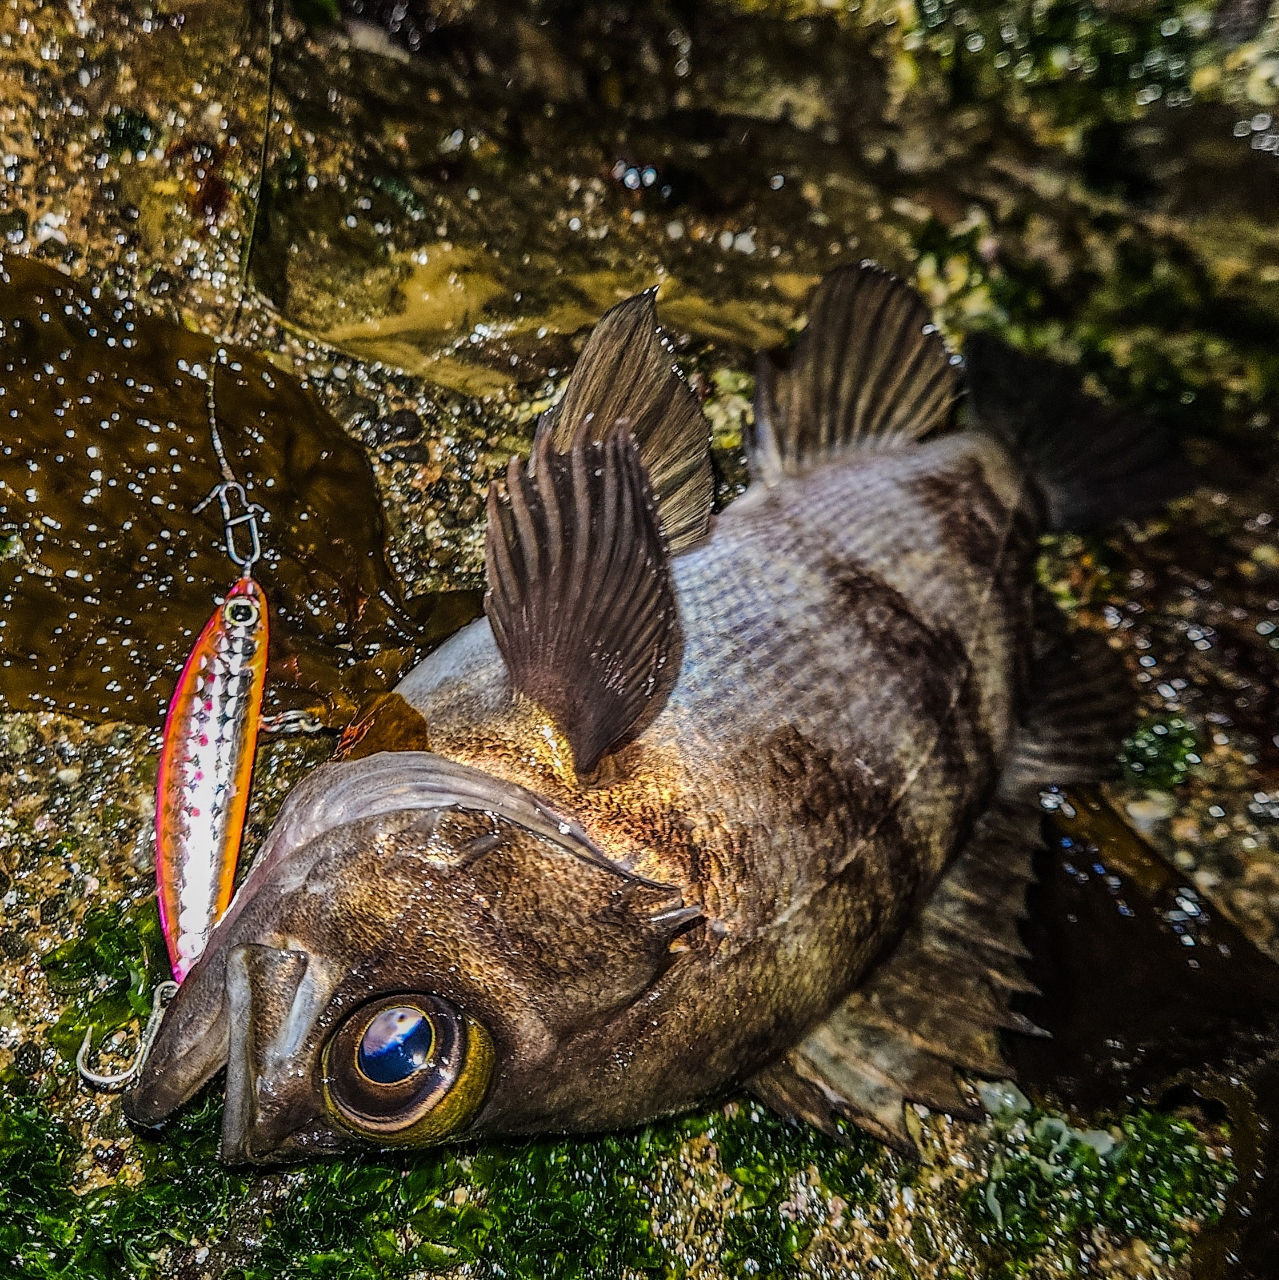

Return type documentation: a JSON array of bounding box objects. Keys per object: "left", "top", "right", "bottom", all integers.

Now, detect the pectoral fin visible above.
[
  {"left": 998, "top": 602, "right": 1135, "bottom": 802},
  {"left": 485, "top": 425, "right": 683, "bottom": 775},
  {"left": 965, "top": 331, "right": 1191, "bottom": 530}
]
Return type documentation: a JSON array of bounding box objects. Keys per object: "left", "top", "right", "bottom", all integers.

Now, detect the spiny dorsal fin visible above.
[
  {"left": 750, "top": 804, "right": 1044, "bottom": 1154},
  {"left": 485, "top": 424, "right": 683, "bottom": 775},
  {"left": 537, "top": 291, "right": 713, "bottom": 553},
  {"left": 751, "top": 262, "right": 961, "bottom": 484}
]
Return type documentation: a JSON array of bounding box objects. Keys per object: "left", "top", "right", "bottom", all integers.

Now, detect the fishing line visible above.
[
  {"left": 77, "top": 5, "right": 303, "bottom": 1093},
  {"left": 192, "top": 354, "right": 267, "bottom": 576},
  {"left": 230, "top": 0, "right": 279, "bottom": 343}
]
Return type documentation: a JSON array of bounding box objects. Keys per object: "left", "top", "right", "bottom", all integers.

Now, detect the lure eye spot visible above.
[
  {"left": 357, "top": 1006, "right": 435, "bottom": 1084},
  {"left": 224, "top": 599, "right": 259, "bottom": 627}
]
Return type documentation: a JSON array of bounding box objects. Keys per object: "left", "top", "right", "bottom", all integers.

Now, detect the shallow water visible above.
[{"left": 1, "top": 0, "right": 1278, "bottom": 1275}]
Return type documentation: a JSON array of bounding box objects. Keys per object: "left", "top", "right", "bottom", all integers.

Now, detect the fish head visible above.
[{"left": 124, "top": 752, "right": 698, "bottom": 1163}]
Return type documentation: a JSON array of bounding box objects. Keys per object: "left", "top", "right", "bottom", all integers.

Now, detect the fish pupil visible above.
[{"left": 357, "top": 1006, "right": 435, "bottom": 1084}]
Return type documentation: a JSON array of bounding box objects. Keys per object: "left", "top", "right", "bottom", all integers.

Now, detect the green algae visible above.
[
  {"left": 966, "top": 1102, "right": 1233, "bottom": 1276},
  {"left": 714, "top": 1101, "right": 877, "bottom": 1277},
  {"left": 102, "top": 108, "right": 158, "bottom": 161},
  {"left": 0, "top": 1067, "right": 1235, "bottom": 1279},
  {"left": 1122, "top": 715, "right": 1203, "bottom": 788},
  {"left": 42, "top": 900, "right": 166, "bottom": 1066}
]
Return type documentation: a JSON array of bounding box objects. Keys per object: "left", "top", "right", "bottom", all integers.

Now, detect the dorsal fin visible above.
[
  {"left": 537, "top": 291, "right": 713, "bottom": 553},
  {"left": 751, "top": 262, "right": 961, "bottom": 484},
  {"left": 485, "top": 424, "right": 683, "bottom": 775}
]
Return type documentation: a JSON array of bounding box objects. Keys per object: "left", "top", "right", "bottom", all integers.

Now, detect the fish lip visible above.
[
  {"left": 218, "top": 942, "right": 335, "bottom": 1165},
  {"left": 123, "top": 971, "right": 231, "bottom": 1127}
]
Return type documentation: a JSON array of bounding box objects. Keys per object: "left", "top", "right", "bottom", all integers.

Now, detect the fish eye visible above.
[
  {"left": 223, "top": 598, "right": 259, "bottom": 627},
  {"left": 358, "top": 1006, "right": 435, "bottom": 1084},
  {"left": 322, "top": 994, "right": 494, "bottom": 1144}
]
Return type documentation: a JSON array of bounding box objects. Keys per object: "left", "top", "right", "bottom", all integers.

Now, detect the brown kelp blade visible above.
[
  {"left": 0, "top": 255, "right": 479, "bottom": 725},
  {"left": 1009, "top": 789, "right": 1279, "bottom": 1279}
]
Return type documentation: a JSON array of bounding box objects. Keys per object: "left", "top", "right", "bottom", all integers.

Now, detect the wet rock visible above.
[
  {"left": 0, "top": 930, "right": 31, "bottom": 959},
  {"left": 12, "top": 1041, "right": 42, "bottom": 1076},
  {"left": 365, "top": 407, "right": 424, "bottom": 447}
]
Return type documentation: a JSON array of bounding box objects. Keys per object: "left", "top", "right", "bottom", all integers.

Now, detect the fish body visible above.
[
  {"left": 125, "top": 266, "right": 1157, "bottom": 1162},
  {"left": 156, "top": 575, "right": 268, "bottom": 981},
  {"left": 392, "top": 432, "right": 1033, "bottom": 1128}
]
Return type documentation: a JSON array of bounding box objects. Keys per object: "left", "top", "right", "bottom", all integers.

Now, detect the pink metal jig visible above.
[{"left": 155, "top": 573, "right": 268, "bottom": 981}]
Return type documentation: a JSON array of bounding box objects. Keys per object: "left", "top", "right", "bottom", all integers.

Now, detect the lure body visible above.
[{"left": 156, "top": 576, "right": 268, "bottom": 981}]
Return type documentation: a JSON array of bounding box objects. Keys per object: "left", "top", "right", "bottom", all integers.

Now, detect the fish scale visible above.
[
  {"left": 392, "top": 432, "right": 1035, "bottom": 1106},
  {"left": 124, "top": 266, "right": 1168, "bottom": 1161}
]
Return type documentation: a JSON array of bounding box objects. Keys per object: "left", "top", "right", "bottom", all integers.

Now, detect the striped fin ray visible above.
[
  {"left": 485, "top": 425, "right": 683, "bottom": 775},
  {"left": 536, "top": 291, "right": 713, "bottom": 553},
  {"left": 751, "top": 263, "right": 961, "bottom": 483}
]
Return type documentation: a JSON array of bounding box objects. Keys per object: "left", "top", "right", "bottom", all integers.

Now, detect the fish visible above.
[
  {"left": 123, "top": 262, "right": 1188, "bottom": 1163},
  {"left": 155, "top": 573, "right": 269, "bottom": 982}
]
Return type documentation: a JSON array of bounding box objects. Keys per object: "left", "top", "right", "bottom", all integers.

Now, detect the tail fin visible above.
[{"left": 964, "top": 333, "right": 1192, "bottom": 531}]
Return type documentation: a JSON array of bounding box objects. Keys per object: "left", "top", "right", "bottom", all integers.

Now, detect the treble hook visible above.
[{"left": 76, "top": 980, "right": 179, "bottom": 1090}]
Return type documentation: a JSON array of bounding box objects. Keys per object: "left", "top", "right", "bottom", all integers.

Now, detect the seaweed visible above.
[
  {"left": 715, "top": 1101, "right": 876, "bottom": 1278},
  {"left": 0, "top": 1081, "right": 685, "bottom": 1280},
  {"left": 102, "top": 108, "right": 157, "bottom": 160},
  {"left": 0, "top": 255, "right": 478, "bottom": 728},
  {"left": 966, "top": 1102, "right": 1233, "bottom": 1276},
  {"left": 42, "top": 901, "right": 167, "bottom": 1063},
  {"left": 3, "top": 1073, "right": 1226, "bottom": 1280}
]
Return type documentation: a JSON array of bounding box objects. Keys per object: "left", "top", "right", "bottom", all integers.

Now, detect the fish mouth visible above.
[
  {"left": 219, "top": 942, "right": 339, "bottom": 1164},
  {"left": 123, "top": 960, "right": 231, "bottom": 1130},
  {"left": 125, "top": 940, "right": 341, "bottom": 1164}
]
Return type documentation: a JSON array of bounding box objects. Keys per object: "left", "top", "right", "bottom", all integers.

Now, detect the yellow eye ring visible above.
[
  {"left": 223, "top": 598, "right": 259, "bottom": 628},
  {"left": 321, "top": 996, "right": 494, "bottom": 1146}
]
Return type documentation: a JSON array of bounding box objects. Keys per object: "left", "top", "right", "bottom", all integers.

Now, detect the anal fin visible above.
[{"left": 750, "top": 804, "right": 1044, "bottom": 1153}]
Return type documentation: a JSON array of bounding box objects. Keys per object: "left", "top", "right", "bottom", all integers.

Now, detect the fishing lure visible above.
[
  {"left": 156, "top": 556, "right": 268, "bottom": 980},
  {"left": 78, "top": 358, "right": 320, "bottom": 1086},
  {"left": 157, "top": 370, "right": 270, "bottom": 982}
]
